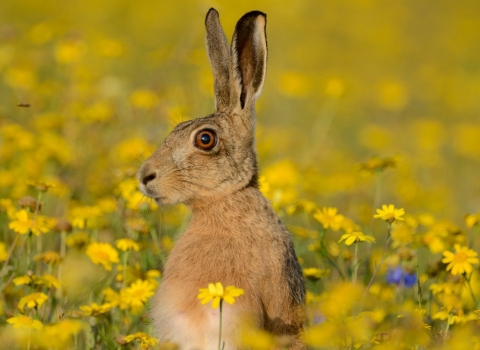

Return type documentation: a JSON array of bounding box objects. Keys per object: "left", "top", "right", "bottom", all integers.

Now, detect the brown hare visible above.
[{"left": 137, "top": 8, "right": 305, "bottom": 349}]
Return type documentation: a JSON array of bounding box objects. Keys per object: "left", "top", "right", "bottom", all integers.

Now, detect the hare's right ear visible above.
[
  {"left": 205, "top": 8, "right": 231, "bottom": 112},
  {"left": 230, "top": 11, "right": 267, "bottom": 112}
]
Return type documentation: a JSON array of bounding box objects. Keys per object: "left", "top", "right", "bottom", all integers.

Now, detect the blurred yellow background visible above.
[{"left": 1, "top": 0, "right": 480, "bottom": 222}]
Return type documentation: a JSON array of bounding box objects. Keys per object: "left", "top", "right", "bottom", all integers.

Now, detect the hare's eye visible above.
[{"left": 194, "top": 129, "right": 217, "bottom": 150}]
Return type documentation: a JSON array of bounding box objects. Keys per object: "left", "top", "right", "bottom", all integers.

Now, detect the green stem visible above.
[
  {"left": 373, "top": 170, "right": 382, "bottom": 212},
  {"left": 357, "top": 223, "right": 392, "bottom": 313},
  {"left": 444, "top": 314, "right": 452, "bottom": 344},
  {"left": 122, "top": 252, "right": 129, "bottom": 289},
  {"left": 218, "top": 300, "right": 223, "bottom": 350},
  {"left": 58, "top": 230, "right": 67, "bottom": 287},
  {"left": 464, "top": 274, "right": 477, "bottom": 306},
  {"left": 353, "top": 242, "right": 359, "bottom": 283}
]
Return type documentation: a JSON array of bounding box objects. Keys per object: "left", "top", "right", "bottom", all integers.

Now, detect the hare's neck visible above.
[{"left": 189, "top": 186, "right": 268, "bottom": 228}]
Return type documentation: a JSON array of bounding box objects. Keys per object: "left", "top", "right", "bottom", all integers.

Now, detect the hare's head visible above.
[{"left": 137, "top": 9, "right": 267, "bottom": 206}]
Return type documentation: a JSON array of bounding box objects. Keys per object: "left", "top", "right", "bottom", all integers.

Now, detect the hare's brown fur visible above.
[{"left": 138, "top": 8, "right": 305, "bottom": 349}]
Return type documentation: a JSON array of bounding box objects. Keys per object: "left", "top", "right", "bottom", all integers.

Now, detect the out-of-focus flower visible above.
[
  {"left": 198, "top": 282, "right": 244, "bottom": 309},
  {"left": 115, "top": 238, "right": 140, "bottom": 252},
  {"left": 373, "top": 204, "right": 405, "bottom": 223},
  {"left": 26, "top": 180, "right": 57, "bottom": 192},
  {"left": 8, "top": 210, "right": 52, "bottom": 235},
  {"left": 85, "top": 242, "right": 119, "bottom": 271},
  {"left": 325, "top": 78, "right": 345, "bottom": 98},
  {"left": 7, "top": 315, "right": 43, "bottom": 329},
  {"left": 358, "top": 156, "right": 397, "bottom": 174},
  {"left": 240, "top": 326, "right": 275, "bottom": 350},
  {"left": 34, "top": 251, "right": 62, "bottom": 265},
  {"left": 0, "top": 198, "right": 16, "bottom": 216},
  {"left": 36, "top": 320, "right": 85, "bottom": 349},
  {"left": 313, "top": 207, "right": 344, "bottom": 231},
  {"left": 339, "top": 231, "right": 376, "bottom": 246},
  {"left": 18, "top": 292, "right": 48, "bottom": 311},
  {"left": 69, "top": 205, "right": 104, "bottom": 229},
  {"left": 66, "top": 232, "right": 89, "bottom": 249},
  {"left": 13, "top": 275, "right": 33, "bottom": 286},
  {"left": 124, "top": 332, "right": 158, "bottom": 349},
  {"left": 79, "top": 302, "right": 112, "bottom": 316},
  {"left": 442, "top": 244, "right": 479, "bottom": 275},
  {"left": 378, "top": 81, "right": 408, "bottom": 111},
  {"left": 125, "top": 218, "right": 149, "bottom": 234},
  {"left": 53, "top": 219, "right": 72, "bottom": 233},
  {"left": 465, "top": 213, "right": 480, "bottom": 228},
  {"left": 285, "top": 200, "right": 318, "bottom": 215},
  {"left": 386, "top": 267, "right": 417, "bottom": 288},
  {"left": 278, "top": 71, "right": 311, "bottom": 97},
  {"left": 103, "top": 287, "right": 128, "bottom": 310},
  {"left": 117, "top": 178, "right": 156, "bottom": 211},
  {"left": 0, "top": 242, "right": 8, "bottom": 261},
  {"left": 122, "top": 280, "right": 155, "bottom": 308},
  {"left": 145, "top": 269, "right": 161, "bottom": 288},
  {"left": 303, "top": 268, "right": 330, "bottom": 281},
  {"left": 54, "top": 40, "right": 86, "bottom": 64},
  {"left": 18, "top": 196, "right": 39, "bottom": 211},
  {"left": 391, "top": 224, "right": 415, "bottom": 248},
  {"left": 129, "top": 89, "right": 158, "bottom": 110},
  {"left": 35, "top": 274, "right": 60, "bottom": 289}
]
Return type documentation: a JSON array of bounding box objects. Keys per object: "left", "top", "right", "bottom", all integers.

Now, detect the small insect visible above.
[{"left": 17, "top": 103, "right": 31, "bottom": 108}]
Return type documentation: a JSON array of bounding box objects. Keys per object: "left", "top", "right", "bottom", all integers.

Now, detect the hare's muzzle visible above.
[{"left": 137, "top": 163, "right": 159, "bottom": 196}]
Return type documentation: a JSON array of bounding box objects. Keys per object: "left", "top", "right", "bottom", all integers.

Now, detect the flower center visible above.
[{"left": 453, "top": 252, "right": 467, "bottom": 263}]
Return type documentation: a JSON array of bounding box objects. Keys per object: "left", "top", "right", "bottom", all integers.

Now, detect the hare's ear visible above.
[
  {"left": 230, "top": 11, "right": 267, "bottom": 111},
  {"left": 205, "top": 8, "right": 231, "bottom": 112}
]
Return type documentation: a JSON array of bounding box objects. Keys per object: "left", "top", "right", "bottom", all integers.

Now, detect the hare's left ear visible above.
[
  {"left": 205, "top": 8, "right": 231, "bottom": 112},
  {"left": 230, "top": 11, "right": 267, "bottom": 112}
]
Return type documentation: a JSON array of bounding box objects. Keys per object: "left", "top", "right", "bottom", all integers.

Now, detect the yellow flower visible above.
[
  {"left": 125, "top": 218, "right": 149, "bottom": 234},
  {"left": 7, "top": 315, "right": 43, "bottom": 330},
  {"left": 339, "top": 231, "right": 376, "bottom": 246},
  {"left": 123, "top": 279, "right": 156, "bottom": 308},
  {"left": 124, "top": 332, "right": 158, "bottom": 349},
  {"left": 466, "top": 213, "right": 480, "bottom": 228},
  {"left": 26, "top": 179, "right": 57, "bottom": 192},
  {"left": 313, "top": 207, "right": 344, "bottom": 231},
  {"left": 0, "top": 241, "right": 8, "bottom": 261},
  {"left": 54, "top": 40, "right": 86, "bottom": 64},
  {"left": 37, "top": 320, "right": 85, "bottom": 349},
  {"left": 358, "top": 156, "right": 397, "bottom": 174},
  {"left": 13, "top": 275, "right": 33, "bottom": 286},
  {"left": 85, "top": 242, "right": 119, "bottom": 271},
  {"left": 373, "top": 204, "right": 405, "bottom": 223},
  {"left": 79, "top": 302, "right": 112, "bottom": 316},
  {"left": 303, "top": 267, "right": 330, "bottom": 281},
  {"left": 197, "top": 282, "right": 244, "bottom": 309},
  {"left": 69, "top": 205, "right": 103, "bottom": 229},
  {"left": 145, "top": 269, "right": 161, "bottom": 288},
  {"left": 442, "top": 244, "right": 479, "bottom": 275},
  {"left": 18, "top": 292, "right": 48, "bottom": 311},
  {"left": 35, "top": 274, "right": 60, "bottom": 289},
  {"left": 66, "top": 231, "right": 89, "bottom": 249},
  {"left": 115, "top": 238, "right": 140, "bottom": 252},
  {"left": 129, "top": 89, "right": 158, "bottom": 110},
  {"left": 103, "top": 287, "right": 128, "bottom": 310},
  {"left": 34, "top": 251, "right": 62, "bottom": 265},
  {"left": 8, "top": 209, "right": 52, "bottom": 235}
]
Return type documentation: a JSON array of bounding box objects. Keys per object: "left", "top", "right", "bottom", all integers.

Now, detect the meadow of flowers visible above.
[{"left": 1, "top": 0, "right": 480, "bottom": 349}]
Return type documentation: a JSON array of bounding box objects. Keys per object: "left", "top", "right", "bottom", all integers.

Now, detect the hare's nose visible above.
[{"left": 142, "top": 172, "right": 157, "bottom": 185}]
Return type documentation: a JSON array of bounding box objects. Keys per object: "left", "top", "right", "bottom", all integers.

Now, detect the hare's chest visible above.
[
  {"left": 153, "top": 279, "right": 242, "bottom": 350},
  {"left": 164, "top": 232, "right": 259, "bottom": 280}
]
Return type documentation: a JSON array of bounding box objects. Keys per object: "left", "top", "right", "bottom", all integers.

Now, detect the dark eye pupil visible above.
[{"left": 200, "top": 133, "right": 211, "bottom": 144}]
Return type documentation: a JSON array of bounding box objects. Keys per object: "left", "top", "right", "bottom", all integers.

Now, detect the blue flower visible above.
[{"left": 386, "top": 267, "right": 417, "bottom": 288}]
